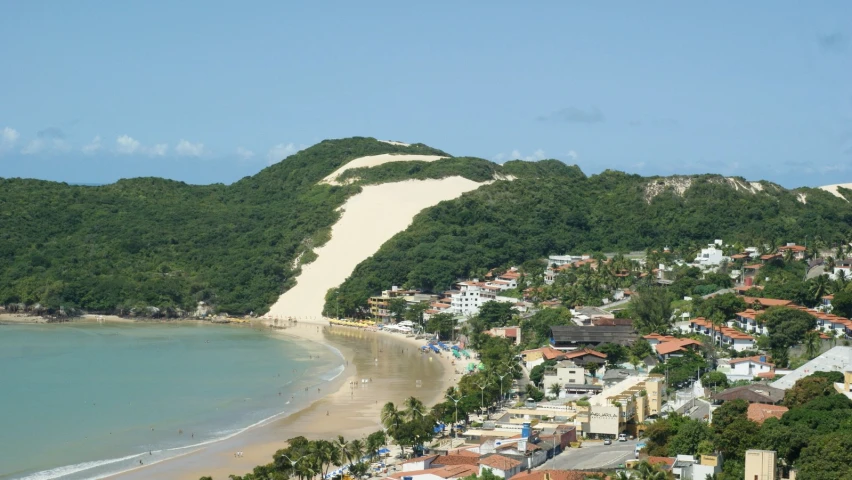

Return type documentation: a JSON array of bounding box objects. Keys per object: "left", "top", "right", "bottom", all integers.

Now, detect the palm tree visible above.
[
  {"left": 381, "top": 402, "right": 403, "bottom": 432},
  {"left": 804, "top": 331, "right": 821, "bottom": 360},
  {"left": 633, "top": 461, "right": 668, "bottom": 480},
  {"left": 629, "top": 354, "right": 642, "bottom": 373},
  {"left": 334, "top": 435, "right": 351, "bottom": 466},
  {"left": 347, "top": 439, "right": 366, "bottom": 464},
  {"left": 613, "top": 472, "right": 635, "bottom": 480},
  {"left": 402, "top": 396, "right": 426, "bottom": 422},
  {"left": 809, "top": 275, "right": 833, "bottom": 305},
  {"left": 548, "top": 383, "right": 562, "bottom": 399}
]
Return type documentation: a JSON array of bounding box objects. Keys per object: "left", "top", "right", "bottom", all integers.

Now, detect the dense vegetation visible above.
[
  {"left": 328, "top": 171, "right": 852, "bottom": 315},
  {"left": 0, "top": 138, "right": 457, "bottom": 316}
]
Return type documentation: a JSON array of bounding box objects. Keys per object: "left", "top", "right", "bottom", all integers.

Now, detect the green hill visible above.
[
  {"left": 327, "top": 171, "right": 852, "bottom": 315},
  {"left": 2, "top": 136, "right": 851, "bottom": 318}
]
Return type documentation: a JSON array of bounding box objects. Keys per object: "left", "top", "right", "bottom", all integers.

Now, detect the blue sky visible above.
[{"left": 1, "top": 2, "right": 850, "bottom": 187}]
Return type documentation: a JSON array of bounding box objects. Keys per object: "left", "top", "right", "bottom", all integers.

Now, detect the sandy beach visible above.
[{"left": 109, "top": 319, "right": 463, "bottom": 480}]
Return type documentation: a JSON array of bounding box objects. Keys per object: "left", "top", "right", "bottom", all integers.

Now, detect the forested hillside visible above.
[
  {"left": 327, "top": 171, "right": 852, "bottom": 315},
  {"left": 0, "top": 138, "right": 462, "bottom": 315},
  {"left": 3, "top": 136, "right": 851, "bottom": 318}
]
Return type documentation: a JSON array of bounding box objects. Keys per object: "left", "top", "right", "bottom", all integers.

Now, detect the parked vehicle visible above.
[
  {"left": 618, "top": 433, "right": 628, "bottom": 442},
  {"left": 604, "top": 439, "right": 612, "bottom": 445}
]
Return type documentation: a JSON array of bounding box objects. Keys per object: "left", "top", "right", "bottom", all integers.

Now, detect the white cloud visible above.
[
  {"left": 175, "top": 139, "right": 205, "bottom": 157},
  {"left": 116, "top": 135, "right": 141, "bottom": 154},
  {"left": 21, "top": 137, "right": 70, "bottom": 155},
  {"left": 267, "top": 143, "right": 299, "bottom": 165},
  {"left": 566, "top": 150, "right": 579, "bottom": 161},
  {"left": 148, "top": 143, "right": 168, "bottom": 156},
  {"left": 82, "top": 135, "right": 102, "bottom": 154},
  {"left": 236, "top": 147, "right": 255, "bottom": 161},
  {"left": 1, "top": 127, "right": 19, "bottom": 147}
]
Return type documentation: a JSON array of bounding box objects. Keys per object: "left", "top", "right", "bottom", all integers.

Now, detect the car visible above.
[
  {"left": 618, "top": 433, "right": 628, "bottom": 442},
  {"left": 604, "top": 439, "right": 612, "bottom": 445}
]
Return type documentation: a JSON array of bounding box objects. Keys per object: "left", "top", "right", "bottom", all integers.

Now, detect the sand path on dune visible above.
[
  {"left": 820, "top": 183, "right": 852, "bottom": 201},
  {"left": 268, "top": 176, "right": 486, "bottom": 319},
  {"left": 320, "top": 154, "right": 447, "bottom": 185}
]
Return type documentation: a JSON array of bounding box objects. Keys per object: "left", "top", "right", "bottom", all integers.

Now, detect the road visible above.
[{"left": 539, "top": 439, "right": 639, "bottom": 470}]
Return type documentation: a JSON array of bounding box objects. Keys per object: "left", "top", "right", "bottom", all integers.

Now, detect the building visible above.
[
  {"left": 520, "top": 346, "right": 568, "bottom": 370},
  {"left": 667, "top": 454, "right": 722, "bottom": 479},
  {"left": 485, "top": 327, "right": 521, "bottom": 346},
  {"left": 387, "top": 464, "right": 479, "bottom": 480},
  {"left": 562, "top": 347, "right": 608, "bottom": 366},
  {"left": 771, "top": 346, "right": 852, "bottom": 390},
  {"left": 511, "top": 470, "right": 603, "bottom": 480},
  {"left": 713, "top": 384, "right": 785, "bottom": 404},
  {"left": 478, "top": 454, "right": 522, "bottom": 479},
  {"left": 643, "top": 334, "right": 703, "bottom": 360},
  {"left": 729, "top": 355, "right": 776, "bottom": 379},
  {"left": 687, "top": 317, "right": 755, "bottom": 351},
  {"left": 695, "top": 245, "right": 726, "bottom": 268},
  {"left": 579, "top": 374, "right": 665, "bottom": 438},
  {"left": 828, "top": 259, "right": 852, "bottom": 281},
  {"left": 368, "top": 286, "right": 419, "bottom": 322},
  {"left": 542, "top": 361, "right": 586, "bottom": 397},
  {"left": 747, "top": 403, "right": 788, "bottom": 424},
  {"left": 549, "top": 325, "right": 638, "bottom": 348},
  {"left": 744, "top": 450, "right": 777, "bottom": 480},
  {"left": 777, "top": 243, "right": 807, "bottom": 260}
]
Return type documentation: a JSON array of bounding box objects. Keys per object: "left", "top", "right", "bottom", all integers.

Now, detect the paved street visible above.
[{"left": 539, "top": 439, "right": 639, "bottom": 470}]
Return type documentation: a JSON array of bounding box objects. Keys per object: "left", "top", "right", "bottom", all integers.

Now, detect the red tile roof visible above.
[
  {"left": 747, "top": 403, "right": 788, "bottom": 424},
  {"left": 521, "top": 346, "right": 566, "bottom": 361},
  {"left": 512, "top": 470, "right": 605, "bottom": 480},
  {"left": 655, "top": 338, "right": 703, "bottom": 355},
  {"left": 433, "top": 454, "right": 480, "bottom": 466},
  {"left": 388, "top": 465, "right": 478, "bottom": 479},
  {"left": 691, "top": 317, "right": 754, "bottom": 340},
  {"left": 741, "top": 297, "right": 794, "bottom": 307},
  {"left": 479, "top": 454, "right": 521, "bottom": 470},
  {"left": 646, "top": 456, "right": 676, "bottom": 468},
  {"left": 743, "top": 263, "right": 764, "bottom": 270},
  {"left": 730, "top": 355, "right": 775, "bottom": 367},
  {"left": 564, "top": 347, "right": 607, "bottom": 360},
  {"left": 778, "top": 245, "right": 806, "bottom": 252}
]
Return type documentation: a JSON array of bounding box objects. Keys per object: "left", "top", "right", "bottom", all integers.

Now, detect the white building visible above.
[
  {"left": 729, "top": 355, "right": 775, "bottom": 379},
  {"left": 478, "top": 454, "right": 522, "bottom": 479},
  {"left": 695, "top": 245, "right": 726, "bottom": 268},
  {"left": 542, "top": 361, "right": 586, "bottom": 398},
  {"left": 547, "top": 255, "right": 582, "bottom": 266}
]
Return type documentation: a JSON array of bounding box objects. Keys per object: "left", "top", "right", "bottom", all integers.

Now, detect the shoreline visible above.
[{"left": 106, "top": 318, "right": 460, "bottom": 480}]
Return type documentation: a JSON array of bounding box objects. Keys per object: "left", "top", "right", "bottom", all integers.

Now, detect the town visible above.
[{"left": 336, "top": 240, "right": 852, "bottom": 480}]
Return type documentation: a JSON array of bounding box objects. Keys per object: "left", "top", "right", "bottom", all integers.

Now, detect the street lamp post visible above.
[
  {"left": 447, "top": 393, "right": 467, "bottom": 436},
  {"left": 278, "top": 454, "right": 303, "bottom": 471},
  {"left": 475, "top": 379, "right": 491, "bottom": 416}
]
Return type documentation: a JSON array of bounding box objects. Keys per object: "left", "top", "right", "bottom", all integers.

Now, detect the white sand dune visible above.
[
  {"left": 320, "top": 153, "right": 446, "bottom": 185},
  {"left": 820, "top": 183, "right": 852, "bottom": 200},
  {"left": 268, "top": 176, "right": 487, "bottom": 319},
  {"left": 379, "top": 140, "right": 410, "bottom": 146}
]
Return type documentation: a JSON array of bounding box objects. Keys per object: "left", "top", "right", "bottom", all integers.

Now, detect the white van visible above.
[{"left": 618, "top": 433, "right": 628, "bottom": 442}]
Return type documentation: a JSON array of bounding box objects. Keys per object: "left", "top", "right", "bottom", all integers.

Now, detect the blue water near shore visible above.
[{"left": 0, "top": 322, "right": 342, "bottom": 480}]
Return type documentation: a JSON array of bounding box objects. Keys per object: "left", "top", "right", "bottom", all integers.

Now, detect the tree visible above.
[
  {"left": 388, "top": 297, "right": 408, "bottom": 323},
  {"left": 404, "top": 302, "right": 429, "bottom": 327},
  {"left": 796, "top": 430, "right": 852, "bottom": 480},
  {"left": 696, "top": 293, "right": 746, "bottom": 322},
  {"left": 630, "top": 286, "right": 673, "bottom": 334},
  {"left": 700, "top": 370, "right": 729, "bottom": 391},
  {"left": 808, "top": 275, "right": 833, "bottom": 305},
  {"left": 651, "top": 351, "right": 708, "bottom": 389},
  {"left": 476, "top": 301, "right": 517, "bottom": 328},
  {"left": 759, "top": 306, "right": 816, "bottom": 355},
  {"left": 548, "top": 383, "right": 562, "bottom": 398},
  {"left": 667, "top": 419, "right": 714, "bottom": 456},
  {"left": 529, "top": 360, "right": 556, "bottom": 386},
  {"left": 426, "top": 313, "right": 455, "bottom": 340},
  {"left": 403, "top": 396, "right": 426, "bottom": 422},
  {"left": 349, "top": 462, "right": 370, "bottom": 478},
  {"left": 630, "top": 338, "right": 654, "bottom": 361},
  {"left": 585, "top": 361, "right": 600, "bottom": 378},
  {"left": 366, "top": 430, "right": 387, "bottom": 460},
  {"left": 597, "top": 343, "right": 628, "bottom": 366},
  {"left": 521, "top": 307, "right": 573, "bottom": 348},
  {"left": 380, "top": 402, "right": 403, "bottom": 436},
  {"left": 803, "top": 330, "right": 821, "bottom": 360},
  {"left": 782, "top": 373, "right": 845, "bottom": 408},
  {"left": 715, "top": 417, "right": 760, "bottom": 459},
  {"left": 831, "top": 290, "right": 852, "bottom": 318},
  {"left": 525, "top": 383, "right": 545, "bottom": 402}
]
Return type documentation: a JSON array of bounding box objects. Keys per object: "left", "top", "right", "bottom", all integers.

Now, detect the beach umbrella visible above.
[{"left": 378, "top": 448, "right": 390, "bottom": 454}]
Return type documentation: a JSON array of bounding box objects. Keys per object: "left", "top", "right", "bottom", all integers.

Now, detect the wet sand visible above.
[{"left": 110, "top": 320, "right": 461, "bottom": 480}]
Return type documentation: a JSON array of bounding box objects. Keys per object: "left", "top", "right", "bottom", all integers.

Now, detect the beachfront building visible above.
[
  {"left": 577, "top": 374, "right": 665, "bottom": 438},
  {"left": 369, "top": 286, "right": 436, "bottom": 323}
]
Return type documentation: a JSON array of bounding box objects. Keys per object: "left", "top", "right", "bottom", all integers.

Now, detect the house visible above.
[
  {"left": 549, "top": 325, "right": 638, "bottom": 348},
  {"left": 729, "top": 355, "right": 775, "bottom": 379},
  {"left": 733, "top": 309, "right": 768, "bottom": 335},
  {"left": 695, "top": 245, "right": 726, "bottom": 268},
  {"left": 478, "top": 454, "right": 522, "bottom": 479},
  {"left": 485, "top": 327, "right": 521, "bottom": 346},
  {"left": 740, "top": 297, "right": 794, "bottom": 308},
  {"left": 432, "top": 451, "right": 481, "bottom": 468},
  {"left": 387, "top": 464, "right": 479, "bottom": 480},
  {"left": 713, "top": 384, "right": 785, "bottom": 404},
  {"left": 828, "top": 259, "right": 852, "bottom": 281},
  {"left": 570, "top": 306, "right": 614, "bottom": 325},
  {"left": 402, "top": 455, "right": 441, "bottom": 472},
  {"left": 747, "top": 403, "right": 788, "bottom": 424},
  {"left": 777, "top": 243, "right": 807, "bottom": 260},
  {"left": 542, "top": 361, "right": 586, "bottom": 397},
  {"left": 520, "top": 346, "right": 567, "bottom": 370},
  {"left": 562, "top": 347, "right": 608, "bottom": 366},
  {"left": 511, "top": 470, "right": 603, "bottom": 480},
  {"left": 643, "top": 334, "right": 703, "bottom": 360},
  {"left": 688, "top": 317, "right": 755, "bottom": 351},
  {"left": 823, "top": 294, "right": 834, "bottom": 310}
]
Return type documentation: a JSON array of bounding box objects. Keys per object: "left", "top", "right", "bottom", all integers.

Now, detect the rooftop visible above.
[
  {"left": 771, "top": 346, "right": 852, "bottom": 390},
  {"left": 747, "top": 403, "right": 788, "bottom": 424},
  {"left": 478, "top": 454, "right": 522, "bottom": 470},
  {"left": 550, "top": 325, "right": 638, "bottom": 346},
  {"left": 713, "top": 384, "right": 785, "bottom": 404},
  {"left": 388, "top": 464, "right": 478, "bottom": 479}
]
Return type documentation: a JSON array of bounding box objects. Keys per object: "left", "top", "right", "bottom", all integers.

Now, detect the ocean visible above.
[{"left": 0, "top": 321, "right": 343, "bottom": 480}]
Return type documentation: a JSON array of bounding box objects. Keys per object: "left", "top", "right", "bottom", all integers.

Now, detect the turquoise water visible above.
[{"left": 0, "top": 322, "right": 342, "bottom": 480}]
